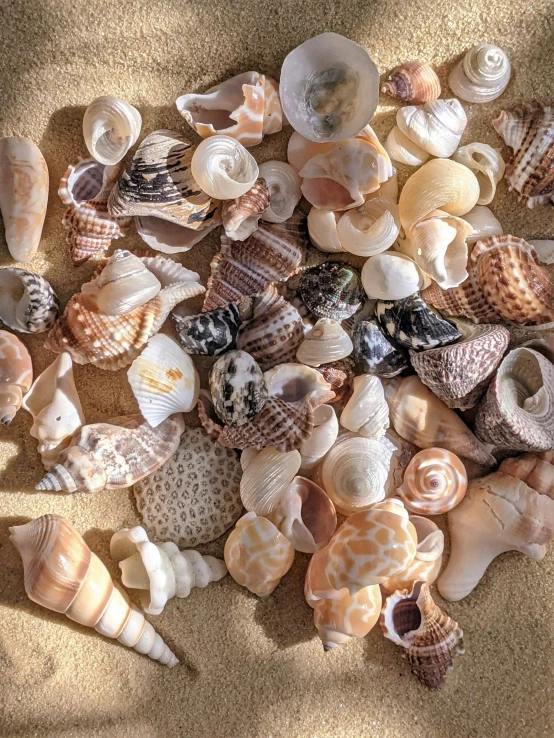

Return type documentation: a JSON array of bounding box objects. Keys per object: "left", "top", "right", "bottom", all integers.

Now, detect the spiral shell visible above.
[
  {"left": 0, "top": 268, "right": 59, "bottom": 334},
  {"left": 449, "top": 44, "right": 511, "bottom": 103},
  {"left": 240, "top": 446, "right": 302, "bottom": 515},
  {"left": 299, "top": 404, "right": 339, "bottom": 471},
  {"left": 385, "top": 125, "right": 430, "bottom": 167},
  {"left": 382, "top": 61, "right": 441, "bottom": 104},
  {"left": 336, "top": 196, "right": 400, "bottom": 257},
  {"left": 258, "top": 161, "right": 302, "bottom": 223},
  {"left": 452, "top": 143, "right": 505, "bottom": 206},
  {"left": 222, "top": 178, "right": 270, "bottom": 241},
  {"left": 307, "top": 209, "right": 344, "bottom": 253},
  {"left": 297, "top": 318, "right": 353, "bottom": 368},
  {"left": 83, "top": 96, "right": 142, "bottom": 165},
  {"left": 397, "top": 448, "right": 468, "bottom": 515},
  {"left": 0, "top": 330, "right": 33, "bottom": 425},
  {"left": 353, "top": 318, "right": 408, "bottom": 378},
  {"left": 191, "top": 135, "right": 259, "bottom": 200},
  {"left": 463, "top": 205, "right": 503, "bottom": 244},
  {"left": 361, "top": 252, "right": 430, "bottom": 301},
  {"left": 340, "top": 374, "right": 389, "bottom": 438},
  {"left": 380, "top": 516, "right": 444, "bottom": 594},
  {"left": 396, "top": 99, "right": 467, "bottom": 159}
]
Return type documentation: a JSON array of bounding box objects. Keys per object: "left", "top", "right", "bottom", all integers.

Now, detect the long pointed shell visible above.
[
  {"left": 191, "top": 135, "right": 258, "bottom": 200},
  {"left": 0, "top": 330, "right": 33, "bottom": 425},
  {"left": 297, "top": 318, "right": 353, "bottom": 367},
  {"left": 382, "top": 61, "right": 441, "bottom": 104},
  {"left": 299, "top": 404, "right": 339, "bottom": 471},
  {"left": 0, "top": 136, "right": 48, "bottom": 262},
  {"left": 10, "top": 515, "right": 178, "bottom": 666},
  {"left": 452, "top": 143, "right": 505, "bottom": 205},
  {"left": 396, "top": 99, "right": 467, "bottom": 158},
  {"left": 353, "top": 318, "right": 408, "bottom": 378},
  {"left": 449, "top": 44, "right": 511, "bottom": 103},
  {"left": 464, "top": 205, "right": 503, "bottom": 244},
  {"left": 384, "top": 126, "right": 430, "bottom": 167},
  {"left": 0, "top": 268, "right": 60, "bottom": 333},
  {"left": 307, "top": 208, "right": 345, "bottom": 253},
  {"left": 222, "top": 178, "right": 270, "bottom": 240},
  {"left": 380, "top": 517, "right": 444, "bottom": 594},
  {"left": 361, "top": 252, "right": 430, "bottom": 301},
  {"left": 258, "top": 161, "right": 302, "bottom": 223},
  {"left": 375, "top": 293, "right": 461, "bottom": 350},
  {"left": 397, "top": 448, "right": 468, "bottom": 515},
  {"left": 340, "top": 374, "right": 389, "bottom": 438},
  {"left": 239, "top": 447, "right": 302, "bottom": 516},
  {"left": 337, "top": 197, "right": 400, "bottom": 257},
  {"left": 83, "top": 96, "right": 142, "bottom": 165}
]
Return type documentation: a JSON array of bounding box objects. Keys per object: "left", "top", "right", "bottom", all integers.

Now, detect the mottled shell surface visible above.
[
  {"left": 0, "top": 329, "right": 33, "bottom": 425},
  {"left": 173, "top": 304, "right": 243, "bottom": 356},
  {"left": 353, "top": 318, "right": 408, "bottom": 377},
  {"left": 381, "top": 61, "right": 441, "bottom": 104},
  {"left": 133, "top": 426, "right": 243, "bottom": 547},
  {"left": 397, "top": 448, "right": 468, "bottom": 515},
  {"left": 210, "top": 350, "right": 268, "bottom": 426},
  {"left": 300, "top": 262, "right": 363, "bottom": 320},
  {"left": 380, "top": 516, "right": 444, "bottom": 594},
  {"left": 222, "top": 178, "right": 270, "bottom": 241},
  {"left": 376, "top": 294, "right": 461, "bottom": 350},
  {"left": 0, "top": 268, "right": 60, "bottom": 334},
  {"left": 311, "top": 357, "right": 356, "bottom": 405}
]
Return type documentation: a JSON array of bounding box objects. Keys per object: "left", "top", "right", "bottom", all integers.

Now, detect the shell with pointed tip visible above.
[
  {"left": 210, "top": 350, "right": 268, "bottom": 427},
  {"left": 340, "top": 374, "right": 389, "bottom": 438},
  {"left": 0, "top": 330, "right": 33, "bottom": 425},
  {"left": 381, "top": 581, "right": 464, "bottom": 690},
  {"left": 191, "top": 135, "right": 259, "bottom": 200},
  {"left": 410, "top": 319, "right": 510, "bottom": 409},
  {"left": 135, "top": 211, "right": 221, "bottom": 254},
  {"left": 475, "top": 347, "right": 554, "bottom": 452},
  {"left": 258, "top": 161, "right": 302, "bottom": 223},
  {"left": 35, "top": 413, "right": 184, "bottom": 494},
  {"left": 300, "top": 262, "right": 363, "bottom": 320},
  {"left": 438, "top": 463, "right": 554, "bottom": 601},
  {"left": 173, "top": 303, "right": 243, "bottom": 356},
  {"left": 307, "top": 208, "right": 345, "bottom": 253},
  {"left": 0, "top": 268, "right": 60, "bottom": 334},
  {"left": 463, "top": 205, "right": 503, "bottom": 244},
  {"left": 108, "top": 130, "right": 216, "bottom": 228},
  {"left": 385, "top": 125, "right": 430, "bottom": 167},
  {"left": 280, "top": 33, "right": 379, "bottom": 143},
  {"left": 224, "top": 511, "right": 295, "bottom": 596},
  {"left": 337, "top": 196, "right": 400, "bottom": 257},
  {"left": 204, "top": 212, "right": 308, "bottom": 311},
  {"left": 10, "top": 515, "right": 178, "bottom": 666},
  {"left": 0, "top": 136, "right": 48, "bottom": 262},
  {"left": 376, "top": 293, "right": 461, "bottom": 350},
  {"left": 133, "top": 426, "right": 242, "bottom": 547},
  {"left": 239, "top": 447, "right": 302, "bottom": 515},
  {"left": 493, "top": 102, "right": 554, "bottom": 208},
  {"left": 449, "top": 44, "right": 511, "bottom": 103},
  {"left": 297, "top": 318, "right": 353, "bottom": 368},
  {"left": 396, "top": 99, "right": 467, "bottom": 159},
  {"left": 361, "top": 252, "right": 430, "bottom": 301},
  {"left": 110, "top": 526, "right": 227, "bottom": 615},
  {"left": 452, "top": 143, "right": 505, "bottom": 206},
  {"left": 385, "top": 375, "right": 495, "bottom": 467},
  {"left": 397, "top": 448, "right": 468, "bottom": 515},
  {"left": 353, "top": 319, "right": 408, "bottom": 378},
  {"left": 382, "top": 61, "right": 441, "bottom": 104},
  {"left": 222, "top": 178, "right": 270, "bottom": 241},
  {"left": 380, "top": 517, "right": 444, "bottom": 594},
  {"left": 299, "top": 404, "right": 339, "bottom": 471},
  {"left": 22, "top": 353, "right": 85, "bottom": 470},
  {"left": 83, "top": 96, "right": 142, "bottom": 165}
]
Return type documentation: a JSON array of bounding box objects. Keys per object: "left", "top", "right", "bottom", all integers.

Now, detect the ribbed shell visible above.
[
  {"left": 296, "top": 318, "right": 354, "bottom": 368},
  {"left": 397, "top": 448, "right": 468, "bottom": 515},
  {"left": 222, "top": 178, "right": 270, "bottom": 240},
  {"left": 299, "top": 262, "right": 363, "bottom": 320},
  {"left": 353, "top": 318, "right": 408, "bottom": 377},
  {"left": 376, "top": 294, "right": 461, "bottom": 350},
  {"left": 381, "top": 61, "right": 441, "bottom": 104},
  {"left": 499, "top": 450, "right": 554, "bottom": 497},
  {"left": 173, "top": 304, "right": 243, "bottom": 356}
]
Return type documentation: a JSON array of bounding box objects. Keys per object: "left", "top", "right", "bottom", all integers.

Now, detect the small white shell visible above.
[
  {"left": 239, "top": 446, "right": 302, "bottom": 515},
  {"left": 448, "top": 44, "right": 511, "bottom": 103},
  {"left": 452, "top": 143, "right": 506, "bottom": 205},
  {"left": 337, "top": 197, "right": 400, "bottom": 257},
  {"left": 307, "top": 208, "right": 345, "bottom": 253},
  {"left": 463, "top": 205, "right": 503, "bottom": 244},
  {"left": 396, "top": 99, "right": 467, "bottom": 159},
  {"left": 296, "top": 318, "right": 353, "bottom": 368},
  {"left": 361, "top": 252, "right": 430, "bottom": 300},
  {"left": 135, "top": 216, "right": 220, "bottom": 254},
  {"left": 258, "top": 161, "right": 302, "bottom": 223},
  {"left": 529, "top": 240, "right": 554, "bottom": 265},
  {"left": 263, "top": 363, "right": 333, "bottom": 404},
  {"left": 127, "top": 334, "right": 200, "bottom": 427},
  {"left": 191, "top": 135, "right": 259, "bottom": 199},
  {"left": 83, "top": 96, "right": 142, "bottom": 166},
  {"left": 385, "top": 126, "right": 430, "bottom": 167},
  {"left": 299, "top": 404, "right": 339, "bottom": 471},
  {"left": 340, "top": 375, "right": 389, "bottom": 438}
]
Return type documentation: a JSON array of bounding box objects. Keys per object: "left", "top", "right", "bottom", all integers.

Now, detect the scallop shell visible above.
[
  {"left": 493, "top": 101, "right": 554, "bottom": 208},
  {"left": 449, "top": 44, "right": 511, "bottom": 103},
  {"left": 0, "top": 330, "right": 33, "bottom": 425},
  {"left": 107, "top": 130, "right": 216, "bottom": 228},
  {"left": 385, "top": 125, "right": 430, "bottom": 167},
  {"left": 173, "top": 303, "right": 244, "bottom": 356},
  {"left": 300, "top": 262, "right": 363, "bottom": 320},
  {"left": 452, "top": 143, "right": 506, "bottom": 206},
  {"left": 376, "top": 293, "right": 461, "bottom": 350},
  {"left": 239, "top": 446, "right": 301, "bottom": 516},
  {"left": 381, "top": 61, "right": 441, "bottom": 104},
  {"left": 397, "top": 448, "right": 468, "bottom": 515},
  {"left": 135, "top": 211, "right": 221, "bottom": 254},
  {"left": 133, "top": 425, "right": 243, "bottom": 547},
  {"left": 337, "top": 196, "right": 400, "bottom": 258},
  {"left": 361, "top": 252, "right": 430, "bottom": 301},
  {"left": 463, "top": 205, "right": 503, "bottom": 244},
  {"left": 307, "top": 208, "right": 345, "bottom": 253},
  {"left": 410, "top": 319, "right": 510, "bottom": 409},
  {"left": 340, "top": 374, "right": 389, "bottom": 438},
  {"left": 83, "top": 96, "right": 142, "bottom": 165},
  {"left": 210, "top": 350, "right": 268, "bottom": 427},
  {"left": 0, "top": 268, "right": 60, "bottom": 333},
  {"left": 380, "top": 516, "right": 444, "bottom": 594},
  {"left": 258, "top": 161, "right": 302, "bottom": 223},
  {"left": 316, "top": 357, "right": 357, "bottom": 405},
  {"left": 279, "top": 32, "right": 379, "bottom": 143},
  {"left": 297, "top": 318, "right": 353, "bottom": 368},
  {"left": 221, "top": 178, "right": 270, "bottom": 240},
  {"left": 353, "top": 318, "right": 408, "bottom": 378},
  {"left": 191, "top": 135, "right": 259, "bottom": 200},
  {"left": 396, "top": 99, "right": 467, "bottom": 158},
  {"left": 299, "top": 404, "right": 339, "bottom": 471}
]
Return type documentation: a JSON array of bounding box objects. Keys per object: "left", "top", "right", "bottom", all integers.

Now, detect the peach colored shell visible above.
[
  {"left": 397, "top": 447, "right": 468, "bottom": 515},
  {"left": 308, "top": 583, "right": 382, "bottom": 650}
]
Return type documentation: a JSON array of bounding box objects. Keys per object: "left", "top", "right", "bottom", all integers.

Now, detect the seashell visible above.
[
  {"left": 381, "top": 581, "right": 464, "bottom": 690},
  {"left": 0, "top": 330, "right": 33, "bottom": 425},
  {"left": 493, "top": 101, "right": 554, "bottom": 208},
  {"left": 173, "top": 303, "right": 244, "bottom": 356},
  {"left": 279, "top": 32, "right": 379, "bottom": 143},
  {"left": 239, "top": 446, "right": 302, "bottom": 515},
  {"left": 46, "top": 255, "right": 205, "bottom": 371},
  {"left": 397, "top": 448, "right": 468, "bottom": 515},
  {"left": 410, "top": 319, "right": 510, "bottom": 409},
  {"left": 191, "top": 135, "right": 259, "bottom": 200},
  {"left": 204, "top": 212, "right": 308, "bottom": 310},
  {"left": 35, "top": 413, "right": 184, "bottom": 494},
  {"left": 287, "top": 132, "right": 334, "bottom": 172},
  {"left": 133, "top": 426, "right": 242, "bottom": 547},
  {"left": 196, "top": 389, "right": 223, "bottom": 440},
  {"left": 384, "top": 375, "right": 495, "bottom": 467},
  {"left": 398, "top": 158, "right": 480, "bottom": 234},
  {"left": 110, "top": 526, "right": 227, "bottom": 615},
  {"left": 299, "top": 404, "right": 339, "bottom": 471},
  {"left": 224, "top": 511, "right": 295, "bottom": 596},
  {"left": 58, "top": 158, "right": 130, "bottom": 265},
  {"left": 337, "top": 196, "right": 400, "bottom": 257},
  {"left": 83, "top": 95, "right": 142, "bottom": 165},
  {"left": 300, "top": 262, "right": 363, "bottom": 320},
  {"left": 498, "top": 450, "right": 554, "bottom": 497},
  {"left": 0, "top": 268, "right": 60, "bottom": 334},
  {"left": 127, "top": 335, "right": 199, "bottom": 427},
  {"left": 381, "top": 61, "right": 441, "bottom": 104},
  {"left": 297, "top": 318, "right": 353, "bottom": 368},
  {"left": 0, "top": 136, "right": 48, "bottom": 262},
  {"left": 267, "top": 476, "right": 337, "bottom": 553},
  {"left": 384, "top": 125, "right": 430, "bottom": 167},
  {"left": 380, "top": 516, "right": 444, "bottom": 594},
  {"left": 475, "top": 347, "right": 554, "bottom": 452},
  {"left": 22, "top": 353, "right": 85, "bottom": 470},
  {"left": 236, "top": 286, "right": 304, "bottom": 370},
  {"left": 396, "top": 99, "right": 467, "bottom": 159},
  {"left": 462, "top": 205, "right": 503, "bottom": 244},
  {"left": 353, "top": 318, "right": 408, "bottom": 378},
  {"left": 10, "top": 515, "right": 178, "bottom": 666},
  {"left": 135, "top": 211, "right": 221, "bottom": 254},
  {"left": 449, "top": 44, "right": 511, "bottom": 103},
  {"left": 307, "top": 208, "right": 345, "bottom": 253},
  {"left": 375, "top": 293, "right": 461, "bottom": 350},
  {"left": 80, "top": 249, "right": 161, "bottom": 316},
  {"left": 222, "top": 178, "right": 270, "bottom": 241},
  {"left": 210, "top": 350, "right": 268, "bottom": 426},
  {"left": 340, "top": 374, "right": 389, "bottom": 438},
  {"left": 316, "top": 358, "right": 357, "bottom": 405},
  {"left": 258, "top": 161, "right": 302, "bottom": 223},
  {"left": 438, "top": 460, "right": 554, "bottom": 601},
  {"left": 262, "top": 76, "right": 285, "bottom": 134},
  {"left": 263, "top": 362, "right": 333, "bottom": 404},
  {"left": 452, "top": 143, "right": 505, "bottom": 206},
  {"left": 108, "top": 130, "right": 216, "bottom": 228},
  {"left": 361, "top": 252, "right": 430, "bottom": 301},
  {"left": 529, "top": 240, "right": 554, "bottom": 265}
]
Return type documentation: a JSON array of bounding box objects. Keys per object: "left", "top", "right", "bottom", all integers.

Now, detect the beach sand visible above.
[{"left": 1, "top": 1, "right": 553, "bottom": 736}]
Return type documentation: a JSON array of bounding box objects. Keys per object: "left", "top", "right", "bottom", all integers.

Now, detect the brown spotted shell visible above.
[
  {"left": 381, "top": 61, "right": 441, "bottom": 104},
  {"left": 222, "top": 178, "right": 270, "bottom": 240}
]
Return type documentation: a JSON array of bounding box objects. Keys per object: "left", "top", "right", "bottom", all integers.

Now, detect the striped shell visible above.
[
  {"left": 0, "top": 268, "right": 59, "bottom": 334},
  {"left": 381, "top": 61, "right": 441, "bottom": 104},
  {"left": 376, "top": 293, "right": 461, "bottom": 350},
  {"left": 397, "top": 448, "right": 468, "bottom": 515},
  {"left": 222, "top": 178, "right": 270, "bottom": 241}
]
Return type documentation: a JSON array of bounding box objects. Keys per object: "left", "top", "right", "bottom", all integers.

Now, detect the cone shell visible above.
[
  {"left": 449, "top": 44, "right": 511, "bottom": 103},
  {"left": 376, "top": 293, "right": 461, "bottom": 351},
  {"left": 300, "top": 262, "right": 363, "bottom": 320},
  {"left": 353, "top": 318, "right": 408, "bottom": 378},
  {"left": 397, "top": 448, "right": 468, "bottom": 515},
  {"left": 0, "top": 329, "right": 33, "bottom": 425},
  {"left": 381, "top": 61, "right": 441, "bottom": 104},
  {"left": 340, "top": 374, "right": 389, "bottom": 438},
  {"left": 83, "top": 96, "right": 142, "bottom": 166},
  {"left": 380, "top": 516, "right": 444, "bottom": 594},
  {"left": 297, "top": 318, "right": 353, "bottom": 368},
  {"left": 0, "top": 268, "right": 60, "bottom": 334},
  {"left": 173, "top": 303, "right": 243, "bottom": 356}
]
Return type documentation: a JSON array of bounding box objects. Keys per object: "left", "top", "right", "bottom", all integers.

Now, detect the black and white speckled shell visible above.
[
  {"left": 353, "top": 318, "right": 408, "bottom": 377},
  {"left": 300, "top": 262, "right": 363, "bottom": 321},
  {"left": 376, "top": 294, "right": 461, "bottom": 350},
  {"left": 173, "top": 304, "right": 242, "bottom": 356},
  {"left": 210, "top": 349, "right": 268, "bottom": 426},
  {"left": 0, "top": 268, "right": 60, "bottom": 333}
]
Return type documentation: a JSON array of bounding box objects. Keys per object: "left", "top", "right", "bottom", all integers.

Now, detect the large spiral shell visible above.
[
  {"left": 448, "top": 44, "right": 511, "bottom": 103},
  {"left": 83, "top": 96, "right": 142, "bottom": 165},
  {"left": 397, "top": 448, "right": 468, "bottom": 515},
  {"left": 191, "top": 135, "right": 259, "bottom": 200}
]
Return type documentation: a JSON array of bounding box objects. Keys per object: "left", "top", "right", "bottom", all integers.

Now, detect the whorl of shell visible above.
[
  {"left": 380, "top": 517, "right": 444, "bottom": 594},
  {"left": 173, "top": 303, "right": 244, "bottom": 356},
  {"left": 449, "top": 44, "right": 511, "bottom": 103},
  {"left": 210, "top": 350, "right": 268, "bottom": 427},
  {"left": 222, "top": 178, "right": 270, "bottom": 241},
  {"left": 376, "top": 294, "right": 461, "bottom": 351},
  {"left": 353, "top": 319, "right": 408, "bottom": 378},
  {"left": 397, "top": 448, "right": 468, "bottom": 515},
  {"left": 452, "top": 143, "right": 505, "bottom": 206},
  {"left": 258, "top": 161, "right": 302, "bottom": 223},
  {"left": 300, "top": 262, "right": 363, "bottom": 320},
  {"left": 336, "top": 196, "right": 400, "bottom": 257},
  {"left": 340, "top": 374, "right": 389, "bottom": 438},
  {"left": 297, "top": 318, "right": 353, "bottom": 368},
  {"left": 464, "top": 205, "right": 503, "bottom": 244},
  {"left": 191, "top": 135, "right": 259, "bottom": 200},
  {"left": 394, "top": 99, "right": 468, "bottom": 160},
  {"left": 83, "top": 96, "right": 142, "bottom": 165},
  {"left": 0, "top": 330, "right": 33, "bottom": 425},
  {"left": 381, "top": 61, "right": 441, "bottom": 104},
  {"left": 239, "top": 446, "right": 302, "bottom": 516},
  {"left": 0, "top": 268, "right": 60, "bottom": 334}
]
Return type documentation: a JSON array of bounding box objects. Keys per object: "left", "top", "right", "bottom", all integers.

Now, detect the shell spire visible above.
[
  {"left": 381, "top": 61, "right": 441, "bottom": 104},
  {"left": 0, "top": 330, "right": 33, "bottom": 425}
]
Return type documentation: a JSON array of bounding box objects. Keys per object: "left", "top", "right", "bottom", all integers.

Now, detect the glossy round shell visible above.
[
  {"left": 209, "top": 350, "right": 268, "bottom": 426},
  {"left": 376, "top": 294, "right": 461, "bottom": 350}
]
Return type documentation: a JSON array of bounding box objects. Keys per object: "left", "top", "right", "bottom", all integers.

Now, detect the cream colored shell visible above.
[
  {"left": 452, "top": 143, "right": 506, "bottom": 205},
  {"left": 239, "top": 446, "right": 302, "bottom": 516},
  {"left": 83, "top": 96, "right": 142, "bottom": 166},
  {"left": 191, "top": 135, "right": 259, "bottom": 199},
  {"left": 296, "top": 318, "right": 353, "bottom": 368},
  {"left": 361, "top": 252, "right": 430, "bottom": 300},
  {"left": 397, "top": 447, "right": 468, "bottom": 515},
  {"left": 464, "top": 205, "right": 503, "bottom": 244},
  {"left": 340, "top": 375, "right": 389, "bottom": 438},
  {"left": 396, "top": 99, "right": 467, "bottom": 158},
  {"left": 449, "top": 44, "right": 511, "bottom": 103}
]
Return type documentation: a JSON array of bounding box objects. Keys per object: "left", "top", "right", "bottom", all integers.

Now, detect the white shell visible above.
[
  {"left": 384, "top": 126, "right": 430, "bottom": 167},
  {"left": 22, "top": 353, "right": 85, "bottom": 470},
  {"left": 463, "top": 205, "right": 503, "bottom": 244},
  {"left": 239, "top": 446, "right": 302, "bottom": 515},
  {"left": 263, "top": 363, "right": 333, "bottom": 403},
  {"left": 307, "top": 208, "right": 345, "bottom": 253},
  {"left": 127, "top": 334, "right": 199, "bottom": 427},
  {"left": 83, "top": 96, "right": 142, "bottom": 166},
  {"left": 337, "top": 196, "right": 400, "bottom": 257},
  {"left": 397, "top": 99, "right": 467, "bottom": 158},
  {"left": 296, "top": 318, "right": 353, "bottom": 368},
  {"left": 191, "top": 135, "right": 258, "bottom": 199},
  {"left": 299, "top": 404, "right": 339, "bottom": 471},
  {"left": 361, "top": 252, "right": 430, "bottom": 300},
  {"left": 528, "top": 240, "right": 554, "bottom": 265},
  {"left": 258, "top": 161, "right": 302, "bottom": 223},
  {"left": 135, "top": 216, "right": 220, "bottom": 254},
  {"left": 452, "top": 143, "right": 506, "bottom": 205},
  {"left": 448, "top": 44, "right": 511, "bottom": 103},
  {"left": 340, "top": 375, "right": 389, "bottom": 438}
]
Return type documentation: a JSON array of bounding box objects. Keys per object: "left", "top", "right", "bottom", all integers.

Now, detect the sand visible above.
[{"left": 1, "top": 1, "right": 554, "bottom": 736}]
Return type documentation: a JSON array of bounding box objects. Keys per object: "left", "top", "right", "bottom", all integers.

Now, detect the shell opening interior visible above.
[
  {"left": 96, "top": 128, "right": 128, "bottom": 161},
  {"left": 271, "top": 375, "right": 317, "bottom": 402},
  {"left": 391, "top": 582, "right": 424, "bottom": 636},
  {"left": 410, "top": 515, "right": 437, "bottom": 545},
  {"left": 305, "top": 66, "right": 359, "bottom": 137},
  {"left": 121, "top": 551, "right": 152, "bottom": 590},
  {"left": 0, "top": 272, "right": 24, "bottom": 318},
  {"left": 69, "top": 161, "right": 106, "bottom": 202},
  {"left": 510, "top": 352, "right": 545, "bottom": 409},
  {"left": 297, "top": 480, "right": 335, "bottom": 546}
]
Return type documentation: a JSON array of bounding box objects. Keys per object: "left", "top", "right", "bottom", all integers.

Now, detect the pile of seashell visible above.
[{"left": 1, "top": 32, "right": 554, "bottom": 689}]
